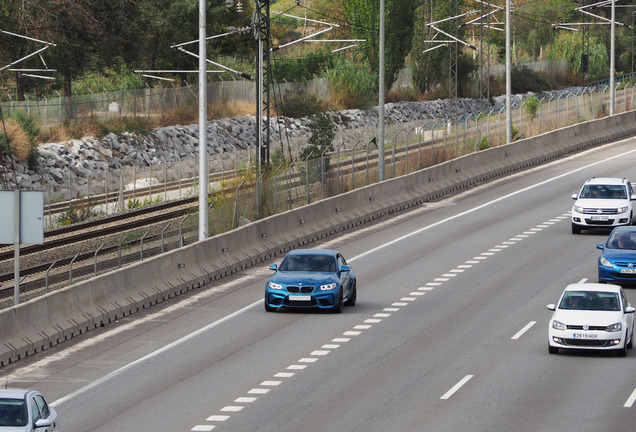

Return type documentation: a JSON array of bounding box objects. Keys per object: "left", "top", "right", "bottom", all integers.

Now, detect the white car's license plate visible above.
[
  {"left": 573, "top": 333, "right": 598, "bottom": 339},
  {"left": 621, "top": 268, "right": 636, "bottom": 274},
  {"left": 289, "top": 295, "right": 311, "bottom": 301},
  {"left": 590, "top": 215, "right": 608, "bottom": 221}
]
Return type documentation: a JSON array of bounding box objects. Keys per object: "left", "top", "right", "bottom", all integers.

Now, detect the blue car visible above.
[
  {"left": 597, "top": 226, "right": 636, "bottom": 286},
  {"left": 264, "top": 249, "right": 357, "bottom": 313}
]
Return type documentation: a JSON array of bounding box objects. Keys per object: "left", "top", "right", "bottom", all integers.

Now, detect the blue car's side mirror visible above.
[
  {"left": 597, "top": 244, "right": 604, "bottom": 250},
  {"left": 269, "top": 264, "right": 278, "bottom": 271},
  {"left": 340, "top": 265, "right": 351, "bottom": 272}
]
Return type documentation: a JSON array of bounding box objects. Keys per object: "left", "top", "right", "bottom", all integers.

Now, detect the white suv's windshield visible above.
[{"left": 580, "top": 184, "right": 627, "bottom": 199}]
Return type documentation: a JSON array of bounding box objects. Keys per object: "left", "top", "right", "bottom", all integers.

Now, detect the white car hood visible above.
[
  {"left": 552, "top": 309, "right": 623, "bottom": 326},
  {"left": 0, "top": 427, "right": 28, "bottom": 432},
  {"left": 574, "top": 198, "right": 627, "bottom": 209}
]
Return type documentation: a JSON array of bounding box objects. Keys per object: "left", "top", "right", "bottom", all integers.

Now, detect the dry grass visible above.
[
  {"left": 4, "top": 118, "right": 31, "bottom": 161},
  {"left": 32, "top": 99, "right": 261, "bottom": 145}
]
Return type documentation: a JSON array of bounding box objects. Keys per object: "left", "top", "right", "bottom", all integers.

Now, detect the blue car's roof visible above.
[{"left": 285, "top": 249, "right": 339, "bottom": 257}]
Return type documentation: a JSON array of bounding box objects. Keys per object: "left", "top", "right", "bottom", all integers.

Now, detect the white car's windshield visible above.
[
  {"left": 0, "top": 399, "right": 27, "bottom": 427},
  {"left": 559, "top": 291, "right": 620, "bottom": 311},
  {"left": 580, "top": 184, "right": 626, "bottom": 199}
]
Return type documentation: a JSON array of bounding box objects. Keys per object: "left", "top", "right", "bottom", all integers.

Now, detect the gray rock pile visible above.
[{"left": 3, "top": 96, "right": 527, "bottom": 198}]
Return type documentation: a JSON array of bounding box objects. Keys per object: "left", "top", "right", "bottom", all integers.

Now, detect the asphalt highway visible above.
[{"left": 2, "top": 138, "right": 636, "bottom": 432}]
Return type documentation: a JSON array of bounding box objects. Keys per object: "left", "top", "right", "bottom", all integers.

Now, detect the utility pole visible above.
[
  {"left": 506, "top": 0, "right": 512, "bottom": 144},
  {"left": 449, "top": 0, "right": 458, "bottom": 122},
  {"left": 379, "top": 0, "right": 385, "bottom": 181},
  {"left": 255, "top": 0, "right": 271, "bottom": 169},
  {"left": 610, "top": 0, "right": 615, "bottom": 115},
  {"left": 198, "top": 0, "right": 208, "bottom": 240}
]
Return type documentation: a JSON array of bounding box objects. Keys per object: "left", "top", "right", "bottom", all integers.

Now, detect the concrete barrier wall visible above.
[{"left": 3, "top": 111, "right": 636, "bottom": 367}]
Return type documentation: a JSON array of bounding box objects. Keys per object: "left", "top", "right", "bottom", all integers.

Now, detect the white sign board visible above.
[{"left": 0, "top": 190, "right": 44, "bottom": 245}]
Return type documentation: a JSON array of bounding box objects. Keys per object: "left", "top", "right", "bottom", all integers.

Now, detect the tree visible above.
[
  {"left": 13, "top": 1, "right": 142, "bottom": 120},
  {"left": 300, "top": 112, "right": 335, "bottom": 181},
  {"left": 342, "top": 0, "right": 418, "bottom": 91}
]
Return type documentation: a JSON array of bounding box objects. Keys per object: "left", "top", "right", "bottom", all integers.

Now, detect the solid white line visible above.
[
  {"left": 511, "top": 321, "right": 537, "bottom": 340},
  {"left": 624, "top": 388, "right": 636, "bottom": 408},
  {"left": 441, "top": 375, "right": 474, "bottom": 400}
]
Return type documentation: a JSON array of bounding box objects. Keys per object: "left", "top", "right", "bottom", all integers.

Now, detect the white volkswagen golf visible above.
[{"left": 547, "top": 283, "right": 635, "bottom": 356}]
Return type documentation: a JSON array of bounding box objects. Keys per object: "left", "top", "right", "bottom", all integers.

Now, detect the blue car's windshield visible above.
[
  {"left": 279, "top": 255, "right": 336, "bottom": 272},
  {"left": 607, "top": 232, "right": 636, "bottom": 249}
]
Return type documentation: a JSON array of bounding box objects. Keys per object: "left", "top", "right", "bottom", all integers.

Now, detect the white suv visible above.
[{"left": 571, "top": 177, "right": 636, "bottom": 234}]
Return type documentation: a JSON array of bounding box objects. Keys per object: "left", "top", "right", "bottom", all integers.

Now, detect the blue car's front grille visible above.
[
  {"left": 609, "top": 271, "right": 636, "bottom": 279},
  {"left": 614, "top": 261, "right": 636, "bottom": 266},
  {"left": 287, "top": 286, "right": 315, "bottom": 293}
]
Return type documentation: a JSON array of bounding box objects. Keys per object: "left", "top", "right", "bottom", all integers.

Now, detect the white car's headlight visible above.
[
  {"left": 573, "top": 205, "right": 584, "bottom": 213},
  {"left": 319, "top": 283, "right": 337, "bottom": 291},
  {"left": 606, "top": 322, "right": 622, "bottom": 332},
  {"left": 552, "top": 320, "right": 566, "bottom": 331},
  {"left": 268, "top": 281, "right": 283, "bottom": 290},
  {"left": 600, "top": 256, "right": 613, "bottom": 267},
  {"left": 618, "top": 206, "right": 629, "bottom": 214}
]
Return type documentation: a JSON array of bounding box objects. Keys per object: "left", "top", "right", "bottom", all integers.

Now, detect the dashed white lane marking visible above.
[
  {"left": 206, "top": 415, "right": 229, "bottom": 421},
  {"left": 624, "top": 388, "right": 636, "bottom": 408},
  {"left": 234, "top": 397, "right": 257, "bottom": 403},
  {"left": 511, "top": 321, "right": 537, "bottom": 340},
  {"left": 248, "top": 389, "right": 270, "bottom": 395},
  {"left": 220, "top": 406, "right": 243, "bottom": 412},
  {"left": 274, "top": 372, "right": 294, "bottom": 378},
  {"left": 287, "top": 365, "right": 307, "bottom": 370},
  {"left": 191, "top": 425, "right": 215, "bottom": 431},
  {"left": 441, "top": 375, "right": 474, "bottom": 400}
]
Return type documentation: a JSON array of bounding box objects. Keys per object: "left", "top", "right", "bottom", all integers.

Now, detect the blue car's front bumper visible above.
[
  {"left": 598, "top": 264, "right": 636, "bottom": 285},
  {"left": 265, "top": 289, "right": 340, "bottom": 309}
]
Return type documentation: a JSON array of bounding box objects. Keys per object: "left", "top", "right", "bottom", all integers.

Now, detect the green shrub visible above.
[
  {"left": 524, "top": 95, "right": 540, "bottom": 121},
  {"left": 324, "top": 57, "right": 377, "bottom": 110},
  {"left": 279, "top": 93, "right": 324, "bottom": 119}
]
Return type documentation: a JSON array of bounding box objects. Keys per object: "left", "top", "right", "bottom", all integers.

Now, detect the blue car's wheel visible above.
[
  {"left": 264, "top": 295, "right": 276, "bottom": 312},
  {"left": 332, "top": 290, "right": 343, "bottom": 313},
  {"left": 344, "top": 282, "right": 357, "bottom": 307}
]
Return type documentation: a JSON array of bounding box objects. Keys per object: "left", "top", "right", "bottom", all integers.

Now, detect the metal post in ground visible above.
[{"left": 94, "top": 243, "right": 104, "bottom": 276}]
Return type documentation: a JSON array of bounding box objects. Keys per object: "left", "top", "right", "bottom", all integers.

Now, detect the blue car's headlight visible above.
[
  {"left": 552, "top": 320, "right": 566, "bottom": 331},
  {"left": 600, "top": 256, "right": 613, "bottom": 267},
  {"left": 606, "top": 322, "right": 622, "bottom": 332},
  {"left": 268, "top": 281, "right": 283, "bottom": 290},
  {"left": 319, "top": 283, "right": 337, "bottom": 291}
]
